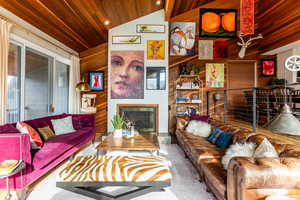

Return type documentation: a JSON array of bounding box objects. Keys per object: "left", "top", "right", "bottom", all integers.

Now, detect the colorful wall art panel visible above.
[
  {"left": 147, "top": 40, "right": 165, "bottom": 60},
  {"left": 262, "top": 59, "right": 276, "bottom": 76},
  {"left": 240, "top": 0, "right": 255, "bottom": 35},
  {"left": 110, "top": 50, "right": 144, "bottom": 99},
  {"left": 170, "top": 22, "right": 196, "bottom": 56},
  {"left": 213, "top": 40, "right": 229, "bottom": 59},
  {"left": 200, "top": 9, "right": 237, "bottom": 38},
  {"left": 206, "top": 63, "right": 225, "bottom": 88},
  {"left": 198, "top": 40, "right": 213, "bottom": 60}
]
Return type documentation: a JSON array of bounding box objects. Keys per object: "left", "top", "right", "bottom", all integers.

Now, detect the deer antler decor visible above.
[{"left": 237, "top": 33, "right": 263, "bottom": 58}]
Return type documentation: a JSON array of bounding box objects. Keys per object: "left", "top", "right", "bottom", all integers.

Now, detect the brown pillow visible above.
[
  {"left": 176, "top": 118, "right": 188, "bottom": 131},
  {"left": 38, "top": 126, "right": 55, "bottom": 141}
]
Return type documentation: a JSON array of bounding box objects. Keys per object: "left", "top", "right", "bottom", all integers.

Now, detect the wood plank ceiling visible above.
[{"left": 0, "top": 0, "right": 163, "bottom": 52}]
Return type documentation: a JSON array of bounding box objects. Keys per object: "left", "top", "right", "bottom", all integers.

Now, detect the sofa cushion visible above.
[
  {"left": 33, "top": 127, "right": 93, "bottom": 169},
  {"left": 215, "top": 131, "right": 233, "bottom": 149},
  {"left": 72, "top": 116, "right": 82, "bottom": 130},
  {"left": 51, "top": 116, "right": 76, "bottom": 135},
  {"left": 16, "top": 122, "right": 43, "bottom": 149},
  {"left": 208, "top": 128, "right": 223, "bottom": 144},
  {"left": 186, "top": 120, "right": 211, "bottom": 137},
  {"left": 190, "top": 114, "right": 209, "bottom": 123},
  {"left": 38, "top": 126, "right": 55, "bottom": 141},
  {"left": 0, "top": 124, "right": 20, "bottom": 133}
]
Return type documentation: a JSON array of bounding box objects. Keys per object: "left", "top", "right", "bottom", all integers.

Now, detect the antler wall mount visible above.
[{"left": 237, "top": 33, "right": 263, "bottom": 58}]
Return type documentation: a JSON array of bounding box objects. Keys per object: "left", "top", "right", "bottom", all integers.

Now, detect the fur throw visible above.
[{"left": 185, "top": 120, "right": 211, "bottom": 137}]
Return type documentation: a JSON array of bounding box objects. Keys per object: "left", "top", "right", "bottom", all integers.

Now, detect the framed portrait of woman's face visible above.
[
  {"left": 110, "top": 50, "right": 144, "bottom": 99},
  {"left": 89, "top": 71, "right": 104, "bottom": 91}
]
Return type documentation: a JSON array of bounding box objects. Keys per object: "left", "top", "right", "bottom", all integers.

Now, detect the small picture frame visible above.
[
  {"left": 112, "top": 35, "right": 141, "bottom": 44},
  {"left": 261, "top": 59, "right": 276, "bottom": 76},
  {"left": 89, "top": 71, "right": 104, "bottom": 91},
  {"left": 146, "top": 67, "right": 166, "bottom": 90},
  {"left": 136, "top": 24, "right": 165, "bottom": 33}
]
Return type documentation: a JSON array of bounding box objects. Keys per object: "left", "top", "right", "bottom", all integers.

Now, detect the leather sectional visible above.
[{"left": 175, "top": 118, "right": 300, "bottom": 200}]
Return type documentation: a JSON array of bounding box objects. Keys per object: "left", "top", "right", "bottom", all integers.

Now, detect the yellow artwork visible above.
[
  {"left": 206, "top": 63, "right": 224, "bottom": 88},
  {"left": 147, "top": 40, "right": 165, "bottom": 60}
]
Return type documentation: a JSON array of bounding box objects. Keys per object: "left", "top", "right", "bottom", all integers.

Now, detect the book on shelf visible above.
[{"left": 0, "top": 160, "right": 22, "bottom": 175}]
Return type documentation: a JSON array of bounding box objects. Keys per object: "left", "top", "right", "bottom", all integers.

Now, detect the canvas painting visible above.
[
  {"left": 110, "top": 51, "right": 144, "bottom": 99},
  {"left": 200, "top": 8, "right": 237, "bottom": 38},
  {"left": 213, "top": 40, "right": 229, "bottom": 59},
  {"left": 112, "top": 35, "right": 141, "bottom": 44},
  {"left": 198, "top": 40, "right": 213, "bottom": 60},
  {"left": 89, "top": 71, "right": 104, "bottom": 91},
  {"left": 147, "top": 40, "right": 165, "bottom": 60},
  {"left": 262, "top": 59, "right": 276, "bottom": 76},
  {"left": 240, "top": 0, "right": 255, "bottom": 34},
  {"left": 136, "top": 24, "right": 165, "bottom": 33},
  {"left": 206, "top": 63, "right": 225, "bottom": 88},
  {"left": 170, "top": 22, "right": 196, "bottom": 56}
]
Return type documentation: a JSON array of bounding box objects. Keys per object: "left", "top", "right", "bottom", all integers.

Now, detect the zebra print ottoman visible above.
[{"left": 56, "top": 155, "right": 172, "bottom": 200}]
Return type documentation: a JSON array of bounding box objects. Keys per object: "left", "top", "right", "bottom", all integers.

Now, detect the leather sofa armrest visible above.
[{"left": 227, "top": 157, "right": 300, "bottom": 200}]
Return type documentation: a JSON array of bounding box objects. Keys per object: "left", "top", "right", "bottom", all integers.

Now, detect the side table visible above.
[{"left": 0, "top": 161, "right": 25, "bottom": 200}]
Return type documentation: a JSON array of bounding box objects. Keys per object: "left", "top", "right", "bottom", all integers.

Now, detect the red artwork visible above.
[
  {"left": 213, "top": 41, "right": 229, "bottom": 59},
  {"left": 240, "top": 0, "right": 254, "bottom": 35},
  {"left": 262, "top": 59, "right": 276, "bottom": 76}
]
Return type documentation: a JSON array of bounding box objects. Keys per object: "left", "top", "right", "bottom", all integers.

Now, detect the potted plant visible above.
[
  {"left": 111, "top": 114, "right": 124, "bottom": 138},
  {"left": 190, "top": 64, "right": 200, "bottom": 75}
]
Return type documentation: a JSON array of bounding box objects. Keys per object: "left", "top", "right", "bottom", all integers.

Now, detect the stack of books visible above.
[{"left": 0, "top": 160, "right": 23, "bottom": 176}]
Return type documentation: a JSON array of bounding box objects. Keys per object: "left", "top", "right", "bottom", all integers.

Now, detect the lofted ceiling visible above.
[{"left": 0, "top": 0, "right": 215, "bottom": 53}]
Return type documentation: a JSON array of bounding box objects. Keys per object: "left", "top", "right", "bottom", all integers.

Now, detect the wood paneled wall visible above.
[{"left": 79, "top": 43, "right": 108, "bottom": 133}]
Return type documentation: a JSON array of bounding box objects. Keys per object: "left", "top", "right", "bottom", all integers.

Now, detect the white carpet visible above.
[{"left": 27, "top": 144, "right": 216, "bottom": 200}]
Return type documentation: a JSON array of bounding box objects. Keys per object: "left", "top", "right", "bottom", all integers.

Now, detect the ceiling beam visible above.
[
  {"left": 34, "top": 0, "right": 91, "bottom": 49},
  {"left": 165, "top": 0, "right": 176, "bottom": 21}
]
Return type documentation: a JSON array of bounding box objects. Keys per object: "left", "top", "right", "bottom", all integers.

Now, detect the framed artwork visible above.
[
  {"left": 110, "top": 50, "right": 144, "bottom": 99},
  {"left": 262, "top": 59, "right": 276, "bottom": 76},
  {"left": 240, "top": 0, "right": 255, "bottom": 35},
  {"left": 198, "top": 40, "right": 213, "bottom": 60},
  {"left": 112, "top": 35, "right": 141, "bottom": 44},
  {"left": 170, "top": 22, "right": 196, "bottom": 56},
  {"left": 206, "top": 63, "right": 225, "bottom": 88},
  {"left": 200, "top": 8, "right": 237, "bottom": 38},
  {"left": 147, "top": 40, "right": 165, "bottom": 60},
  {"left": 136, "top": 24, "right": 165, "bottom": 33},
  {"left": 146, "top": 67, "right": 166, "bottom": 90},
  {"left": 213, "top": 40, "right": 229, "bottom": 59},
  {"left": 89, "top": 71, "right": 104, "bottom": 91}
]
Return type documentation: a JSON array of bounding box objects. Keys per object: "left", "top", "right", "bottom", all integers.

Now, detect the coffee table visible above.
[
  {"left": 56, "top": 155, "right": 171, "bottom": 200},
  {"left": 96, "top": 133, "right": 160, "bottom": 156}
]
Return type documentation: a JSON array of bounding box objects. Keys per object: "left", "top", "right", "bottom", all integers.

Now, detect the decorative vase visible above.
[{"left": 113, "top": 129, "right": 123, "bottom": 138}]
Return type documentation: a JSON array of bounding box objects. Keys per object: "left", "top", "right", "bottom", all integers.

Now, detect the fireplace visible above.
[{"left": 117, "top": 104, "right": 158, "bottom": 133}]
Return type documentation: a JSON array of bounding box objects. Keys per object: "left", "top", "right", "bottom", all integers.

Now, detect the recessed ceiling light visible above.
[
  {"left": 104, "top": 20, "right": 110, "bottom": 25},
  {"left": 156, "top": 0, "right": 161, "bottom": 5}
]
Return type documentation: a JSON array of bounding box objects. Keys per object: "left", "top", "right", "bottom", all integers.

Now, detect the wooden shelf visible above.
[
  {"left": 176, "top": 102, "right": 202, "bottom": 104},
  {"left": 176, "top": 88, "right": 200, "bottom": 90}
]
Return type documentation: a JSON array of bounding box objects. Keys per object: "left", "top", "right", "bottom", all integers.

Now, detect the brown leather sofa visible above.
[{"left": 175, "top": 118, "right": 300, "bottom": 200}]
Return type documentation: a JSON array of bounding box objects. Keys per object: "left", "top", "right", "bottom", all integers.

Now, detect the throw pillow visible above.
[
  {"left": 185, "top": 120, "right": 211, "bottom": 137},
  {"left": 0, "top": 124, "right": 20, "bottom": 133},
  {"left": 253, "top": 138, "right": 278, "bottom": 158},
  {"left": 51, "top": 116, "right": 76, "bottom": 135},
  {"left": 215, "top": 131, "right": 233, "bottom": 149},
  {"left": 189, "top": 114, "right": 209, "bottom": 123},
  {"left": 38, "top": 126, "right": 56, "bottom": 141},
  {"left": 207, "top": 128, "right": 223, "bottom": 144},
  {"left": 222, "top": 142, "right": 256, "bottom": 169},
  {"left": 72, "top": 116, "right": 82, "bottom": 130},
  {"left": 16, "top": 122, "right": 43, "bottom": 149},
  {"left": 176, "top": 118, "right": 188, "bottom": 131}
]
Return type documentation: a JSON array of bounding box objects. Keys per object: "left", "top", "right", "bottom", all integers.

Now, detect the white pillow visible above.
[
  {"left": 253, "top": 138, "right": 278, "bottom": 158},
  {"left": 51, "top": 116, "right": 75, "bottom": 135},
  {"left": 185, "top": 120, "right": 211, "bottom": 137},
  {"left": 222, "top": 142, "right": 256, "bottom": 169}
]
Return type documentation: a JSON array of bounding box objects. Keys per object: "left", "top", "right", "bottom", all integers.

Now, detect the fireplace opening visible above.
[{"left": 118, "top": 104, "right": 158, "bottom": 133}]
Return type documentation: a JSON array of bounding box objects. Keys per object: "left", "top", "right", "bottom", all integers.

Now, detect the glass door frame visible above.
[{"left": 10, "top": 34, "right": 71, "bottom": 121}]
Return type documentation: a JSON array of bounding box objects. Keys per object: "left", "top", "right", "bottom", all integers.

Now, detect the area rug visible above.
[{"left": 27, "top": 144, "right": 215, "bottom": 200}]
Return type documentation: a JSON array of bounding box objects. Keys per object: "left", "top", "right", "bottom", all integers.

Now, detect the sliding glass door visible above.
[
  {"left": 6, "top": 39, "right": 71, "bottom": 123},
  {"left": 24, "top": 48, "right": 53, "bottom": 120}
]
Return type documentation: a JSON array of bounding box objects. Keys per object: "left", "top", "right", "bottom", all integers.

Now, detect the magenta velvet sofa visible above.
[{"left": 0, "top": 113, "right": 96, "bottom": 190}]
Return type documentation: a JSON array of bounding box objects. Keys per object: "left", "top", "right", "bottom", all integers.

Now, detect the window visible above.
[{"left": 6, "top": 38, "right": 71, "bottom": 123}]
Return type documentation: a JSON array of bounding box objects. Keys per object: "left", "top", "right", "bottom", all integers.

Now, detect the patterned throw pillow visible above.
[
  {"left": 215, "top": 131, "right": 233, "bottom": 149},
  {"left": 51, "top": 116, "right": 76, "bottom": 135},
  {"left": 38, "top": 126, "right": 56, "bottom": 141},
  {"left": 16, "top": 122, "right": 43, "bottom": 149},
  {"left": 207, "top": 128, "right": 222, "bottom": 143}
]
